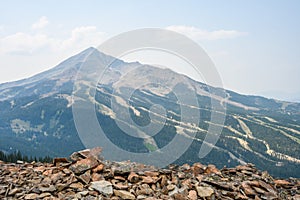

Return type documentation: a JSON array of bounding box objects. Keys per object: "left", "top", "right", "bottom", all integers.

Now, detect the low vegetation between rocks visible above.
[{"left": 0, "top": 147, "right": 299, "bottom": 200}]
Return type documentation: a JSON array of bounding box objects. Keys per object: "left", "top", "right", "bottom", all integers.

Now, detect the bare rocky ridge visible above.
[{"left": 0, "top": 147, "right": 299, "bottom": 200}]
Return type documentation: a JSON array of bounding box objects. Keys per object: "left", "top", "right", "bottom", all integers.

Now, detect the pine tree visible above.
[{"left": 0, "top": 150, "right": 52, "bottom": 163}]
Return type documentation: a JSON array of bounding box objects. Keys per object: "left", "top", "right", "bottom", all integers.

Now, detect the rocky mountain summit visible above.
[{"left": 0, "top": 147, "right": 299, "bottom": 200}]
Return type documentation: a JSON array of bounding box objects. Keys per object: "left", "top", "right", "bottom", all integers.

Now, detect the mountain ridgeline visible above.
[{"left": 0, "top": 47, "right": 299, "bottom": 178}]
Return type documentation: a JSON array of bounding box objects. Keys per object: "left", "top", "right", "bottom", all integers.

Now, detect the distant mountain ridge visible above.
[{"left": 0, "top": 47, "right": 299, "bottom": 178}]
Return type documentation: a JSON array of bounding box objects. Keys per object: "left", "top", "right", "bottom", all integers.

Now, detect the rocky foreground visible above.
[{"left": 0, "top": 148, "right": 299, "bottom": 200}]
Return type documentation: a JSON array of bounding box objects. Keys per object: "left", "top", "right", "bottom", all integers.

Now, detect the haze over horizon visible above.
[{"left": 0, "top": 1, "right": 299, "bottom": 102}]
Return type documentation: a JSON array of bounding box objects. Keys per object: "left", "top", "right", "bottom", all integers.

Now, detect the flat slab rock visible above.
[{"left": 0, "top": 147, "right": 299, "bottom": 200}]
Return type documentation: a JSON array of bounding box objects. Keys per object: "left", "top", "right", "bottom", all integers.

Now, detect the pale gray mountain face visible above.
[{"left": 0, "top": 48, "right": 299, "bottom": 178}]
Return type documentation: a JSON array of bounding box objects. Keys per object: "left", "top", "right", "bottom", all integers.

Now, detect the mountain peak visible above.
[
  {"left": 1, "top": 47, "right": 299, "bottom": 179},
  {"left": 0, "top": 47, "right": 122, "bottom": 91},
  {"left": 83, "top": 46, "right": 98, "bottom": 52},
  {"left": 75, "top": 47, "right": 102, "bottom": 59}
]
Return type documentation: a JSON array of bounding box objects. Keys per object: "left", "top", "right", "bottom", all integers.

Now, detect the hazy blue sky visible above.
[{"left": 0, "top": 0, "right": 299, "bottom": 101}]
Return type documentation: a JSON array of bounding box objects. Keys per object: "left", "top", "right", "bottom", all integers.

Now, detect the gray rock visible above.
[{"left": 90, "top": 180, "right": 113, "bottom": 197}]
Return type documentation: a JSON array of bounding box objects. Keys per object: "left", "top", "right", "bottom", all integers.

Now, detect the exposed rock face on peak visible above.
[
  {"left": 0, "top": 148, "right": 299, "bottom": 199},
  {"left": 0, "top": 47, "right": 300, "bottom": 178}
]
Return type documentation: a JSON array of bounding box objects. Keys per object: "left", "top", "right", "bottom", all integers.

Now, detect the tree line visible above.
[{"left": 0, "top": 150, "right": 52, "bottom": 163}]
